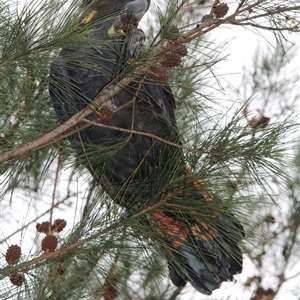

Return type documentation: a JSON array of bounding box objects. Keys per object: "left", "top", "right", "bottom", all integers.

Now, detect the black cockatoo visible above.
[{"left": 49, "top": 0, "right": 244, "bottom": 295}]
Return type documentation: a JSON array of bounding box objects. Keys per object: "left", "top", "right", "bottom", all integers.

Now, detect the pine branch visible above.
[{"left": 1, "top": 1, "right": 298, "bottom": 165}]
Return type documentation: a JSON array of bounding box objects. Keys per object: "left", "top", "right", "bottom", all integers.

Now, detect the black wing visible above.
[{"left": 49, "top": 34, "right": 180, "bottom": 201}]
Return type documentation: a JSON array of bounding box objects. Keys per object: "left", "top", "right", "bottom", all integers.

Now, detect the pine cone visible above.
[
  {"left": 151, "top": 65, "right": 169, "bottom": 82},
  {"left": 52, "top": 219, "right": 67, "bottom": 233},
  {"left": 9, "top": 273, "right": 25, "bottom": 286},
  {"left": 161, "top": 53, "right": 182, "bottom": 68},
  {"left": 42, "top": 235, "right": 58, "bottom": 252},
  {"left": 213, "top": 3, "right": 229, "bottom": 18},
  {"left": 160, "top": 42, "right": 187, "bottom": 69},
  {"left": 98, "top": 107, "right": 114, "bottom": 123},
  {"left": 5, "top": 245, "right": 21, "bottom": 264},
  {"left": 36, "top": 221, "right": 52, "bottom": 234},
  {"left": 175, "top": 44, "right": 188, "bottom": 57}
]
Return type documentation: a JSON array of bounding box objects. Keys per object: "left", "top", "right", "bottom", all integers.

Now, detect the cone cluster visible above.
[
  {"left": 36, "top": 219, "right": 66, "bottom": 235},
  {"left": 5, "top": 245, "right": 24, "bottom": 286},
  {"left": 152, "top": 27, "right": 188, "bottom": 82},
  {"left": 5, "top": 219, "right": 67, "bottom": 286},
  {"left": 38, "top": 219, "right": 66, "bottom": 253}
]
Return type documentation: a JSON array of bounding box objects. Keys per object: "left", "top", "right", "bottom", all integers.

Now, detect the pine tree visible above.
[{"left": 0, "top": 0, "right": 299, "bottom": 299}]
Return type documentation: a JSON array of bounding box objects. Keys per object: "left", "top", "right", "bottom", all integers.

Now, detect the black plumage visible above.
[{"left": 49, "top": 0, "right": 244, "bottom": 295}]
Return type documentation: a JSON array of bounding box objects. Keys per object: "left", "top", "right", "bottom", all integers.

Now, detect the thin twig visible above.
[{"left": 50, "top": 151, "right": 62, "bottom": 224}]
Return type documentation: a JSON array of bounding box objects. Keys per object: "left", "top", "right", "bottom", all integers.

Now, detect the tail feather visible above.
[
  {"left": 175, "top": 241, "right": 241, "bottom": 294},
  {"left": 152, "top": 210, "right": 243, "bottom": 295}
]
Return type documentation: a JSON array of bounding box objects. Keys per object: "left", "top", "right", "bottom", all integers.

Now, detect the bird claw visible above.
[
  {"left": 127, "top": 28, "right": 145, "bottom": 57},
  {"left": 100, "top": 85, "right": 116, "bottom": 109}
]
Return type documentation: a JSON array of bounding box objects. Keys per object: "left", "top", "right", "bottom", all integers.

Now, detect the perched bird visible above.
[{"left": 49, "top": 0, "right": 244, "bottom": 295}]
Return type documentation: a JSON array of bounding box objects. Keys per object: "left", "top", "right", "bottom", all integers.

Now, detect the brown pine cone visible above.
[
  {"left": 98, "top": 107, "right": 114, "bottom": 123},
  {"left": 213, "top": 3, "right": 229, "bottom": 18},
  {"left": 42, "top": 235, "right": 58, "bottom": 252},
  {"left": 151, "top": 66, "right": 169, "bottom": 82},
  {"left": 36, "top": 221, "right": 52, "bottom": 235},
  {"left": 161, "top": 53, "right": 182, "bottom": 68},
  {"left": 5, "top": 245, "right": 21, "bottom": 264},
  {"left": 166, "top": 42, "right": 188, "bottom": 58},
  {"left": 9, "top": 273, "right": 25, "bottom": 286},
  {"left": 52, "top": 219, "right": 67, "bottom": 233}
]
